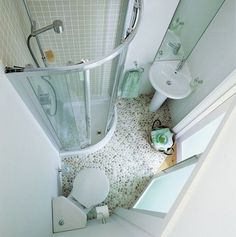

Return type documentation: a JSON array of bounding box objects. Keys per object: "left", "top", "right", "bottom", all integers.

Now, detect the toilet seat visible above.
[{"left": 71, "top": 168, "right": 109, "bottom": 208}]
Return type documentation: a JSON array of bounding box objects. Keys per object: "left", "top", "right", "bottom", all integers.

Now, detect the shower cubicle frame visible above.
[{"left": 7, "top": 0, "right": 143, "bottom": 154}]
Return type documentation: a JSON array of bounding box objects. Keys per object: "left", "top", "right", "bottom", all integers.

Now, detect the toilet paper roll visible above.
[{"left": 96, "top": 205, "right": 109, "bottom": 220}]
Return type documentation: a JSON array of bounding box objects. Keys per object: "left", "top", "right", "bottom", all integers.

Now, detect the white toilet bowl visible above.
[
  {"left": 52, "top": 168, "right": 110, "bottom": 232},
  {"left": 68, "top": 168, "right": 110, "bottom": 213}
]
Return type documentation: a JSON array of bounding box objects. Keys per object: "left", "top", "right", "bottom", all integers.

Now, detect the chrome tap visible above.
[
  {"left": 168, "top": 42, "right": 181, "bottom": 55},
  {"left": 175, "top": 59, "right": 185, "bottom": 72}
]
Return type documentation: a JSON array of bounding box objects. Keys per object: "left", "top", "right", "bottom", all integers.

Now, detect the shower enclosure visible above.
[{"left": 6, "top": 0, "right": 142, "bottom": 154}]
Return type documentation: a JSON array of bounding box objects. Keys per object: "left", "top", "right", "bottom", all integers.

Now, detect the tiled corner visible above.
[{"left": 61, "top": 94, "right": 172, "bottom": 217}]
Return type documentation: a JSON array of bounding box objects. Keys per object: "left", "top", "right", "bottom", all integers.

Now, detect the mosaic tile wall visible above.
[
  {"left": 0, "top": 1, "right": 33, "bottom": 67},
  {"left": 26, "top": 0, "right": 129, "bottom": 96},
  {"left": 61, "top": 95, "right": 172, "bottom": 217},
  {"left": 27, "top": 0, "right": 127, "bottom": 64}
]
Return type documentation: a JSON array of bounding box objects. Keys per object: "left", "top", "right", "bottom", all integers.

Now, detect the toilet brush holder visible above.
[{"left": 150, "top": 119, "right": 175, "bottom": 155}]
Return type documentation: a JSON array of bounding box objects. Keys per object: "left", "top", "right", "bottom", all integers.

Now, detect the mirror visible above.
[{"left": 155, "top": 0, "right": 225, "bottom": 61}]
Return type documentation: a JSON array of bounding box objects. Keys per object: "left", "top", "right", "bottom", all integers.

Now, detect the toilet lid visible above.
[{"left": 71, "top": 168, "right": 110, "bottom": 208}]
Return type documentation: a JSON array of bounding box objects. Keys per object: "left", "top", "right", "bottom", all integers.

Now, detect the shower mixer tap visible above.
[{"left": 168, "top": 41, "right": 181, "bottom": 55}]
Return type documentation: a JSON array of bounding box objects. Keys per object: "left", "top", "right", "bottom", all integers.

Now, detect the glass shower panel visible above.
[
  {"left": 65, "top": 71, "right": 89, "bottom": 148},
  {"left": 106, "top": 50, "right": 127, "bottom": 131},
  {"left": 27, "top": 71, "right": 88, "bottom": 151},
  {"left": 88, "top": 54, "right": 120, "bottom": 144}
]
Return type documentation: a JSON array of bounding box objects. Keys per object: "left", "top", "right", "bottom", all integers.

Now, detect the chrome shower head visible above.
[
  {"left": 52, "top": 20, "right": 64, "bottom": 34},
  {"left": 31, "top": 19, "right": 64, "bottom": 36},
  {"left": 27, "top": 19, "right": 64, "bottom": 67}
]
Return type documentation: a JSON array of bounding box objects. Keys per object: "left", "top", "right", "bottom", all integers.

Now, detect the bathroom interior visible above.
[{"left": 1, "top": 0, "right": 236, "bottom": 236}]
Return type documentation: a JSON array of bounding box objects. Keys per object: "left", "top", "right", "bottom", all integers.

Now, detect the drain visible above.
[{"left": 166, "top": 80, "right": 172, "bottom": 85}]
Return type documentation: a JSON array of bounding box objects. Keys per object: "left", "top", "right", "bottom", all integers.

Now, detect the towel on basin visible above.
[{"left": 121, "top": 69, "right": 142, "bottom": 98}]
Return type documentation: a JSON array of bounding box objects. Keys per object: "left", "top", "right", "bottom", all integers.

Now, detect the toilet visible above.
[
  {"left": 52, "top": 168, "right": 110, "bottom": 232},
  {"left": 68, "top": 168, "right": 110, "bottom": 212}
]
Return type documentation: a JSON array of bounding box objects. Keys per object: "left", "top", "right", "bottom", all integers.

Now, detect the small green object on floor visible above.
[{"left": 151, "top": 128, "right": 174, "bottom": 152}]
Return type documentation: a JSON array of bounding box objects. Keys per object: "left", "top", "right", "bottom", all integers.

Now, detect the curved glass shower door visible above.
[
  {"left": 6, "top": 0, "right": 142, "bottom": 153},
  {"left": 7, "top": 52, "right": 123, "bottom": 152}
]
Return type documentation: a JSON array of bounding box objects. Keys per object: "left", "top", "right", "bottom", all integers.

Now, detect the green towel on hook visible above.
[{"left": 121, "top": 70, "right": 142, "bottom": 98}]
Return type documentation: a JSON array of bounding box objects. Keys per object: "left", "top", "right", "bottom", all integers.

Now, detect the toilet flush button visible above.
[{"left": 58, "top": 219, "right": 64, "bottom": 226}]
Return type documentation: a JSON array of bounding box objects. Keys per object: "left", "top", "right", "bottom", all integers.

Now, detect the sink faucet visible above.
[
  {"left": 175, "top": 59, "right": 185, "bottom": 72},
  {"left": 168, "top": 42, "right": 181, "bottom": 55}
]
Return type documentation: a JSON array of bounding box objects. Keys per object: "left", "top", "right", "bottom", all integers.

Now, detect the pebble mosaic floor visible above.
[{"left": 61, "top": 94, "right": 172, "bottom": 216}]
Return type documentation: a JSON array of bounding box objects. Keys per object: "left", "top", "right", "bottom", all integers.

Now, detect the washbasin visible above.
[
  {"left": 149, "top": 61, "right": 192, "bottom": 111},
  {"left": 149, "top": 61, "right": 192, "bottom": 99}
]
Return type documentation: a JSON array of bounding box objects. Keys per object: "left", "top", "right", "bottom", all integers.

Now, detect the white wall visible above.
[
  {"left": 124, "top": 0, "right": 179, "bottom": 94},
  {"left": 181, "top": 113, "right": 225, "bottom": 160},
  {"left": 161, "top": 96, "right": 236, "bottom": 237},
  {"left": 169, "top": 0, "right": 236, "bottom": 126},
  {"left": 115, "top": 208, "right": 164, "bottom": 237},
  {"left": 55, "top": 215, "right": 151, "bottom": 237},
  {"left": 0, "top": 67, "right": 60, "bottom": 236},
  {"left": 0, "top": 1, "right": 61, "bottom": 236}
]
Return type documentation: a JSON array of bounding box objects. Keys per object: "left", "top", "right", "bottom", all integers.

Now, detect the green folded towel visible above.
[{"left": 121, "top": 70, "right": 142, "bottom": 98}]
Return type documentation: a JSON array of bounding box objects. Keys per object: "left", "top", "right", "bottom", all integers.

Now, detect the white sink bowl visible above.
[{"left": 149, "top": 61, "right": 192, "bottom": 99}]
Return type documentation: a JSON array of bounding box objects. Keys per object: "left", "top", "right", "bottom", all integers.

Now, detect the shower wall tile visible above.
[
  {"left": 0, "top": 1, "right": 33, "bottom": 67},
  {"left": 61, "top": 95, "right": 172, "bottom": 217},
  {"left": 26, "top": 0, "right": 128, "bottom": 96}
]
